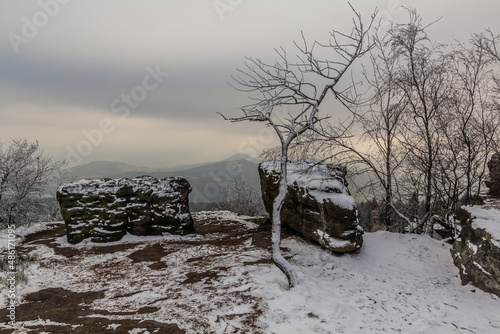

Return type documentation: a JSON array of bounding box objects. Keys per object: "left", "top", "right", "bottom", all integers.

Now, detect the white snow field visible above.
[{"left": 1, "top": 211, "right": 499, "bottom": 333}]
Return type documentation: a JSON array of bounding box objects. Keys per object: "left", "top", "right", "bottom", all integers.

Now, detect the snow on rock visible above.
[
  {"left": 465, "top": 205, "right": 500, "bottom": 247},
  {"left": 451, "top": 153, "right": 500, "bottom": 297},
  {"left": 56, "top": 176, "right": 195, "bottom": 244},
  {"left": 259, "top": 161, "right": 363, "bottom": 253},
  {"left": 262, "top": 161, "right": 356, "bottom": 210},
  {"left": 451, "top": 203, "right": 500, "bottom": 297}
]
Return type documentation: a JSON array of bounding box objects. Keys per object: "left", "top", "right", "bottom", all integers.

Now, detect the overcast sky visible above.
[{"left": 1, "top": 0, "right": 499, "bottom": 167}]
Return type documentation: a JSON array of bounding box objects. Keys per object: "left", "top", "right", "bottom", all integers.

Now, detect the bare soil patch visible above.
[{"left": 2, "top": 213, "right": 283, "bottom": 333}]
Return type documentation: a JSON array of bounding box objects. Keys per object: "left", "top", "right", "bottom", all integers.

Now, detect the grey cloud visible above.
[
  {"left": 1, "top": 0, "right": 499, "bottom": 166},
  {"left": 0, "top": 50, "right": 239, "bottom": 123}
]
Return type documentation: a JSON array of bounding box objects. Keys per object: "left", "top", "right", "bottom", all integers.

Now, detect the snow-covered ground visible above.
[
  {"left": 256, "top": 233, "right": 500, "bottom": 333},
  {"left": 1, "top": 211, "right": 500, "bottom": 333}
]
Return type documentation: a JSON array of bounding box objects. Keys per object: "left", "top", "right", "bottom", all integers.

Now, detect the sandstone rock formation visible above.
[
  {"left": 451, "top": 206, "right": 500, "bottom": 297},
  {"left": 259, "top": 161, "right": 363, "bottom": 253},
  {"left": 485, "top": 152, "right": 500, "bottom": 197},
  {"left": 57, "top": 176, "right": 195, "bottom": 244},
  {"left": 450, "top": 153, "right": 500, "bottom": 297}
]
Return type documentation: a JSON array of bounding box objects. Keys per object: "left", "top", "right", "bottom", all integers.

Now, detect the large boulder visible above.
[
  {"left": 57, "top": 176, "right": 195, "bottom": 244},
  {"left": 259, "top": 161, "right": 363, "bottom": 253},
  {"left": 485, "top": 152, "right": 500, "bottom": 197},
  {"left": 451, "top": 205, "right": 500, "bottom": 297}
]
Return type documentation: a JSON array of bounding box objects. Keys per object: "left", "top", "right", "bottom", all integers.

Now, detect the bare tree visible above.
[
  {"left": 389, "top": 10, "right": 456, "bottom": 233},
  {"left": 474, "top": 29, "right": 500, "bottom": 63},
  {"left": 439, "top": 41, "right": 495, "bottom": 202},
  {"left": 303, "top": 11, "right": 500, "bottom": 238},
  {"left": 364, "top": 12, "right": 499, "bottom": 235},
  {"left": 298, "top": 12, "right": 439, "bottom": 232},
  {"left": 0, "top": 138, "right": 63, "bottom": 226},
  {"left": 318, "top": 23, "right": 409, "bottom": 228},
  {"left": 473, "top": 29, "right": 500, "bottom": 127},
  {"left": 220, "top": 5, "right": 375, "bottom": 288}
]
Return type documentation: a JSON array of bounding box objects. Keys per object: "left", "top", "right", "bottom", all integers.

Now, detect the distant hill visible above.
[
  {"left": 222, "top": 153, "right": 260, "bottom": 163},
  {"left": 69, "top": 161, "right": 171, "bottom": 179},
  {"left": 68, "top": 154, "right": 262, "bottom": 211}
]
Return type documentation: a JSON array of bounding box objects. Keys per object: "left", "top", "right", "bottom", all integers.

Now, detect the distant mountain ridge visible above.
[
  {"left": 69, "top": 161, "right": 170, "bottom": 179},
  {"left": 70, "top": 153, "right": 259, "bottom": 179},
  {"left": 68, "top": 154, "right": 262, "bottom": 210}
]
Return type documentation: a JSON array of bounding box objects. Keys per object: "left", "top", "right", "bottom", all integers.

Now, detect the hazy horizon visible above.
[
  {"left": 70, "top": 151, "right": 257, "bottom": 169},
  {"left": 2, "top": 0, "right": 500, "bottom": 168}
]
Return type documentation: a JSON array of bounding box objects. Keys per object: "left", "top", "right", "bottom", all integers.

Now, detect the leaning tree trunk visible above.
[
  {"left": 385, "top": 136, "right": 393, "bottom": 228},
  {"left": 271, "top": 145, "right": 299, "bottom": 289}
]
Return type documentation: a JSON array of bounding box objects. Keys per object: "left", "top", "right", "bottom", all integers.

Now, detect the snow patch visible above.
[
  {"left": 58, "top": 176, "right": 182, "bottom": 198},
  {"left": 474, "top": 261, "right": 492, "bottom": 276},
  {"left": 107, "top": 323, "right": 121, "bottom": 330},
  {"left": 315, "top": 229, "right": 351, "bottom": 248},
  {"left": 128, "top": 328, "right": 149, "bottom": 334},
  {"left": 467, "top": 240, "right": 479, "bottom": 254}
]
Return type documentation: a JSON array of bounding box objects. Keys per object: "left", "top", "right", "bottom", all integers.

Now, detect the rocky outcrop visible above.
[
  {"left": 57, "top": 176, "right": 195, "bottom": 244},
  {"left": 451, "top": 153, "right": 500, "bottom": 297},
  {"left": 259, "top": 161, "right": 363, "bottom": 253},
  {"left": 485, "top": 152, "right": 500, "bottom": 197},
  {"left": 451, "top": 206, "right": 500, "bottom": 297}
]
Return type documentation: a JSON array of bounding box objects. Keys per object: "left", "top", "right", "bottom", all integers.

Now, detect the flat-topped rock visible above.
[{"left": 57, "top": 176, "right": 195, "bottom": 244}]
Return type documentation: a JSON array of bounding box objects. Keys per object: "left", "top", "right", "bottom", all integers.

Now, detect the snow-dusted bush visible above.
[
  {"left": 0, "top": 138, "right": 63, "bottom": 227},
  {"left": 217, "top": 176, "right": 264, "bottom": 216}
]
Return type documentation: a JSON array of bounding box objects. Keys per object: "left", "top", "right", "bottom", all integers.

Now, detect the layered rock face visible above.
[
  {"left": 451, "top": 206, "right": 500, "bottom": 297},
  {"left": 57, "top": 176, "right": 195, "bottom": 244},
  {"left": 259, "top": 161, "right": 363, "bottom": 253},
  {"left": 451, "top": 154, "right": 500, "bottom": 297},
  {"left": 485, "top": 152, "right": 500, "bottom": 197}
]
